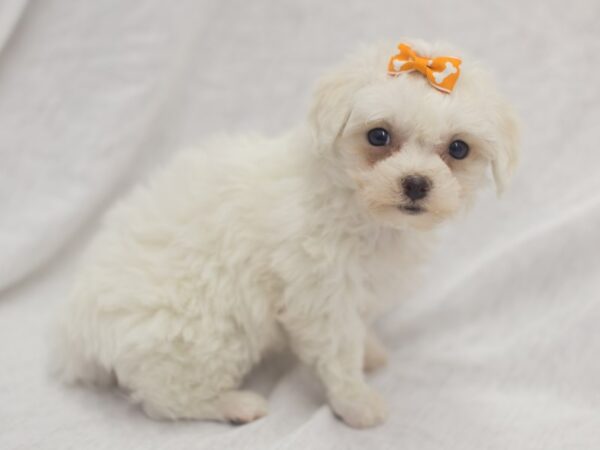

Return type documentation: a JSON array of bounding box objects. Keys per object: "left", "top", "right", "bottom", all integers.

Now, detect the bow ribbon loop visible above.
[{"left": 387, "top": 43, "right": 462, "bottom": 93}]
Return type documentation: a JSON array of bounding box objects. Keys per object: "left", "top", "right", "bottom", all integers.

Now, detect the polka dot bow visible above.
[{"left": 387, "top": 43, "right": 462, "bottom": 93}]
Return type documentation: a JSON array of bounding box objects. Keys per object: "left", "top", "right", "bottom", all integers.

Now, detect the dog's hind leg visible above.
[
  {"left": 139, "top": 387, "right": 268, "bottom": 424},
  {"left": 114, "top": 338, "right": 267, "bottom": 423},
  {"left": 214, "top": 390, "right": 269, "bottom": 424}
]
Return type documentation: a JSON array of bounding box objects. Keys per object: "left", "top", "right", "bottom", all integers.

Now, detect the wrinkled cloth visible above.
[{"left": 1, "top": 1, "right": 599, "bottom": 449}]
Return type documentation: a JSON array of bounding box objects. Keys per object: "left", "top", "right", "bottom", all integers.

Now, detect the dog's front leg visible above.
[
  {"left": 364, "top": 330, "right": 388, "bottom": 373},
  {"left": 279, "top": 295, "right": 388, "bottom": 428}
]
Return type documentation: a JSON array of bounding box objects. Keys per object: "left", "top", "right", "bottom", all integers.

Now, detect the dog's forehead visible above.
[{"left": 347, "top": 69, "right": 492, "bottom": 136}]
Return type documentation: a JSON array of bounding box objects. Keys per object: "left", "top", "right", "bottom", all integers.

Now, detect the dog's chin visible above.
[{"left": 370, "top": 204, "right": 449, "bottom": 231}]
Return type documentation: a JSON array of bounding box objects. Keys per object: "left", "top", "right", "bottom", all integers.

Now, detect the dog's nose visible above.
[{"left": 401, "top": 175, "right": 432, "bottom": 201}]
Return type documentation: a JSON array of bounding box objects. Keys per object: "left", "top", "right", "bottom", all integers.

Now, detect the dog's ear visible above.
[
  {"left": 308, "top": 56, "right": 374, "bottom": 151},
  {"left": 490, "top": 100, "right": 520, "bottom": 195}
]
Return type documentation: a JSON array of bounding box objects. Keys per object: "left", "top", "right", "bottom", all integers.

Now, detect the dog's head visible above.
[{"left": 309, "top": 39, "right": 519, "bottom": 230}]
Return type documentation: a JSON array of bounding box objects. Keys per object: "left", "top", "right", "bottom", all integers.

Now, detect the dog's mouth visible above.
[{"left": 397, "top": 204, "right": 425, "bottom": 215}]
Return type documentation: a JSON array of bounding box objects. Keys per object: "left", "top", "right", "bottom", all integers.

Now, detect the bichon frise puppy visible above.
[{"left": 53, "top": 39, "right": 519, "bottom": 428}]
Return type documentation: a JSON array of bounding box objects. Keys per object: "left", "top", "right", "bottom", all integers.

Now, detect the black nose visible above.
[{"left": 401, "top": 175, "right": 432, "bottom": 201}]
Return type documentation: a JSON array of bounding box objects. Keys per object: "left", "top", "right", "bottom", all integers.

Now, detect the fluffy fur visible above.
[{"left": 53, "top": 39, "right": 519, "bottom": 428}]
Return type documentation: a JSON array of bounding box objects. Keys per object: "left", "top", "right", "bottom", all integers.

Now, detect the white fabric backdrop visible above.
[{"left": 1, "top": 1, "right": 599, "bottom": 449}]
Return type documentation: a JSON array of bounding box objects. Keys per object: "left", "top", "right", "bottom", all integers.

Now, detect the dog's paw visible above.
[
  {"left": 218, "top": 390, "right": 268, "bottom": 425},
  {"left": 363, "top": 334, "right": 388, "bottom": 373},
  {"left": 329, "top": 384, "right": 388, "bottom": 428}
]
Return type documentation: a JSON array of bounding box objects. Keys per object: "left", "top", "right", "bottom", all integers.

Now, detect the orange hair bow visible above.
[{"left": 387, "top": 43, "right": 462, "bottom": 93}]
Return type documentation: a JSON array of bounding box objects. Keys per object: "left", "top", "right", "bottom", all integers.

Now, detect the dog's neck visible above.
[{"left": 282, "top": 127, "right": 430, "bottom": 310}]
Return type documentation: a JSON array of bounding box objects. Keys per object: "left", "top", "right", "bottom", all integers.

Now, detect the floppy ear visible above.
[
  {"left": 308, "top": 56, "right": 374, "bottom": 152},
  {"left": 491, "top": 100, "right": 520, "bottom": 195}
]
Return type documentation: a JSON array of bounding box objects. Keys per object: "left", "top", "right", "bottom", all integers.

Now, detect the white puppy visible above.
[{"left": 53, "top": 39, "right": 519, "bottom": 428}]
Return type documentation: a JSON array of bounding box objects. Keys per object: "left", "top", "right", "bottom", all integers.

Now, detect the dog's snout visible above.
[{"left": 401, "top": 175, "right": 432, "bottom": 201}]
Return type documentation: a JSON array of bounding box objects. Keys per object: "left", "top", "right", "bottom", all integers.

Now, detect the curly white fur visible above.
[{"left": 53, "top": 39, "right": 519, "bottom": 428}]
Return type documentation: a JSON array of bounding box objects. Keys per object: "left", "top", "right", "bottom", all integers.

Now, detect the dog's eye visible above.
[
  {"left": 367, "top": 128, "right": 391, "bottom": 147},
  {"left": 448, "top": 140, "right": 469, "bottom": 160}
]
